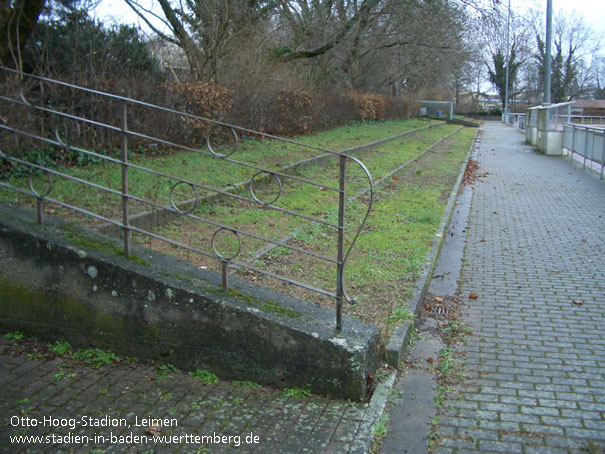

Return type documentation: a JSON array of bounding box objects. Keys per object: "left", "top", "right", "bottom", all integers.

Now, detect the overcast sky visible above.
[
  {"left": 93, "top": 0, "right": 604, "bottom": 52},
  {"left": 531, "top": 0, "right": 605, "bottom": 35}
]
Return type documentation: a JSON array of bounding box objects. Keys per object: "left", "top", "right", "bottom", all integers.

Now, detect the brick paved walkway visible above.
[
  {"left": 434, "top": 122, "right": 605, "bottom": 453},
  {"left": 0, "top": 336, "right": 388, "bottom": 453}
]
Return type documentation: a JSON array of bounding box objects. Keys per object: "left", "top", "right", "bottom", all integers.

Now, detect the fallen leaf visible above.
[
  {"left": 426, "top": 357, "right": 434, "bottom": 364},
  {"left": 581, "top": 238, "right": 587, "bottom": 243},
  {"left": 469, "top": 292, "right": 479, "bottom": 300},
  {"left": 145, "top": 425, "right": 161, "bottom": 436},
  {"left": 434, "top": 296, "right": 444, "bottom": 303},
  {"left": 392, "top": 176, "right": 400, "bottom": 181},
  {"left": 572, "top": 299, "right": 583, "bottom": 306}
]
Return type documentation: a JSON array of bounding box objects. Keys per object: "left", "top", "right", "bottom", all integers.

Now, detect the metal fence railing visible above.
[
  {"left": 566, "top": 115, "right": 605, "bottom": 126},
  {"left": 0, "top": 66, "right": 374, "bottom": 331},
  {"left": 502, "top": 113, "right": 526, "bottom": 131},
  {"left": 562, "top": 123, "right": 605, "bottom": 180}
]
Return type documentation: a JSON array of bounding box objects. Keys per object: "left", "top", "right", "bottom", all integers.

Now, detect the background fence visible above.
[
  {"left": 503, "top": 113, "right": 526, "bottom": 131},
  {"left": 562, "top": 123, "right": 605, "bottom": 179},
  {"left": 503, "top": 102, "right": 604, "bottom": 179}
]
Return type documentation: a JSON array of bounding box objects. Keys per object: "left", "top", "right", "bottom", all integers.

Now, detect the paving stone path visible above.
[
  {"left": 434, "top": 122, "right": 605, "bottom": 453},
  {"left": 3, "top": 121, "right": 604, "bottom": 454},
  {"left": 0, "top": 337, "right": 387, "bottom": 454}
]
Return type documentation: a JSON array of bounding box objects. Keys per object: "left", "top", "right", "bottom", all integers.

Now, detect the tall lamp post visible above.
[
  {"left": 544, "top": 0, "right": 553, "bottom": 104},
  {"left": 504, "top": 0, "right": 511, "bottom": 118}
]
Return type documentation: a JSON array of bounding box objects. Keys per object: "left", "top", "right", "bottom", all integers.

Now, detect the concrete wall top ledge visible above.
[{"left": 0, "top": 202, "right": 380, "bottom": 400}]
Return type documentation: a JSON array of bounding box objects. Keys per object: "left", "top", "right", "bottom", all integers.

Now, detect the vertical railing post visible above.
[
  {"left": 589, "top": 130, "right": 595, "bottom": 169},
  {"left": 221, "top": 260, "right": 229, "bottom": 291},
  {"left": 336, "top": 154, "right": 347, "bottom": 332},
  {"left": 583, "top": 126, "right": 589, "bottom": 170},
  {"left": 571, "top": 125, "right": 576, "bottom": 161},
  {"left": 36, "top": 198, "right": 44, "bottom": 224},
  {"left": 121, "top": 101, "right": 130, "bottom": 257},
  {"left": 600, "top": 133, "right": 605, "bottom": 180}
]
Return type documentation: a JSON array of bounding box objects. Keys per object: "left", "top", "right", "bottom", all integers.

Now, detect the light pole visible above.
[
  {"left": 504, "top": 0, "right": 511, "bottom": 118},
  {"left": 544, "top": 0, "right": 553, "bottom": 104}
]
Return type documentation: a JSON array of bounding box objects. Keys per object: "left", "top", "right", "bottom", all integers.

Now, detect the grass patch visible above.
[
  {"left": 192, "top": 369, "right": 219, "bottom": 385},
  {"left": 230, "top": 380, "right": 261, "bottom": 390},
  {"left": 373, "top": 413, "right": 390, "bottom": 438},
  {"left": 72, "top": 348, "right": 119, "bottom": 367},
  {"left": 281, "top": 385, "right": 311, "bottom": 399},
  {"left": 1, "top": 119, "right": 438, "bottom": 223},
  {"left": 49, "top": 340, "right": 71, "bottom": 355}
]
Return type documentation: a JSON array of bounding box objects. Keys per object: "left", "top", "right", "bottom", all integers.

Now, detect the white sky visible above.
[
  {"left": 92, "top": 0, "right": 164, "bottom": 32},
  {"left": 94, "top": 0, "right": 605, "bottom": 28},
  {"left": 531, "top": 0, "right": 605, "bottom": 36}
]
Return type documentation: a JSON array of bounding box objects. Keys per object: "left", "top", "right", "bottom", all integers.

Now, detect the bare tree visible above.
[
  {"left": 123, "top": 0, "right": 279, "bottom": 81},
  {"left": 481, "top": 5, "right": 532, "bottom": 108},
  {"left": 532, "top": 10, "right": 600, "bottom": 102}
]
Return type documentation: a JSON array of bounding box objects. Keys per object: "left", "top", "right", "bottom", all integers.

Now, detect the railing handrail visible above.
[
  {"left": 0, "top": 66, "right": 375, "bottom": 331},
  {"left": 562, "top": 121, "right": 605, "bottom": 180}
]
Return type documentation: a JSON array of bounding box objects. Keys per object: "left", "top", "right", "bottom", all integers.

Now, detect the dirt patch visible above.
[
  {"left": 462, "top": 158, "right": 490, "bottom": 186},
  {"left": 462, "top": 159, "right": 479, "bottom": 185}
]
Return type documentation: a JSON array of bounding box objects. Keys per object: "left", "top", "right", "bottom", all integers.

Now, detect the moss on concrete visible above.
[{"left": 63, "top": 224, "right": 149, "bottom": 266}]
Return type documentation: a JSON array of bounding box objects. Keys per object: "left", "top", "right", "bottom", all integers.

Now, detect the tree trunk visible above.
[{"left": 0, "top": 0, "right": 46, "bottom": 68}]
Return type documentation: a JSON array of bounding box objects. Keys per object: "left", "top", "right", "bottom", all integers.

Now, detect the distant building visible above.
[
  {"left": 477, "top": 95, "right": 501, "bottom": 112},
  {"left": 571, "top": 100, "right": 605, "bottom": 117},
  {"left": 455, "top": 92, "right": 501, "bottom": 113}
]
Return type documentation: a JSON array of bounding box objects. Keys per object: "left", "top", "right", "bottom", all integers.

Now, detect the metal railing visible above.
[
  {"left": 563, "top": 115, "right": 605, "bottom": 126},
  {"left": 0, "top": 66, "right": 374, "bottom": 331},
  {"left": 502, "top": 113, "right": 526, "bottom": 131},
  {"left": 562, "top": 122, "right": 605, "bottom": 180}
]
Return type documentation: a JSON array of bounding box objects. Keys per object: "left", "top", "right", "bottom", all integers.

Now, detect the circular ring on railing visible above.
[
  {"left": 18, "top": 86, "right": 31, "bottom": 106},
  {"left": 206, "top": 128, "right": 238, "bottom": 159},
  {"left": 340, "top": 154, "right": 374, "bottom": 306},
  {"left": 54, "top": 120, "right": 81, "bottom": 150},
  {"left": 211, "top": 227, "right": 242, "bottom": 261},
  {"left": 249, "top": 171, "right": 282, "bottom": 206},
  {"left": 28, "top": 169, "right": 53, "bottom": 198},
  {"left": 169, "top": 181, "right": 199, "bottom": 214},
  {"left": 18, "top": 80, "right": 45, "bottom": 106}
]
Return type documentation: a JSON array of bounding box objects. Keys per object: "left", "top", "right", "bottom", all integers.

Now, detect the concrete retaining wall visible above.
[{"left": 0, "top": 203, "right": 380, "bottom": 400}]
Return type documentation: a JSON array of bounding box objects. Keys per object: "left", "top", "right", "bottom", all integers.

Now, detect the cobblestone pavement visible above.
[
  {"left": 0, "top": 337, "right": 389, "bottom": 454},
  {"left": 434, "top": 122, "right": 605, "bottom": 453}
]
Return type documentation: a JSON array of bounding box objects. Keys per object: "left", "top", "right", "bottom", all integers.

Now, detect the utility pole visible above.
[{"left": 544, "top": 0, "right": 553, "bottom": 104}]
